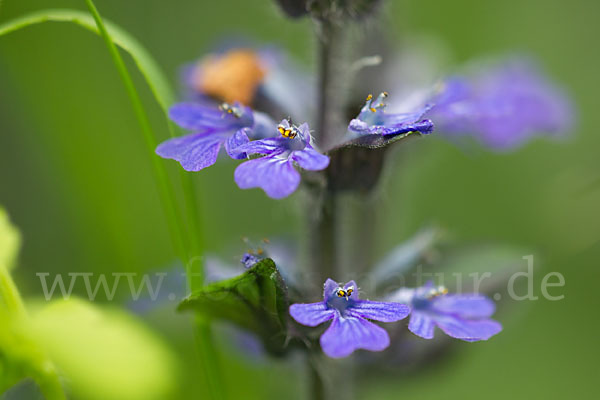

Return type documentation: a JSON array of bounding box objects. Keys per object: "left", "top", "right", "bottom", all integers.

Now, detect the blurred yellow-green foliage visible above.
[
  {"left": 0, "top": 0, "right": 598, "bottom": 399},
  {"left": 28, "top": 298, "right": 177, "bottom": 400}
]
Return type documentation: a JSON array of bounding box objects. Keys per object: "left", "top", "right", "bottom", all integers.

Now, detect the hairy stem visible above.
[
  {"left": 316, "top": 19, "right": 333, "bottom": 146},
  {"left": 315, "top": 19, "right": 348, "bottom": 150},
  {"left": 308, "top": 190, "right": 337, "bottom": 287},
  {"left": 310, "top": 18, "right": 348, "bottom": 286},
  {"left": 82, "top": 1, "right": 224, "bottom": 399},
  {"left": 306, "top": 12, "right": 357, "bottom": 400}
]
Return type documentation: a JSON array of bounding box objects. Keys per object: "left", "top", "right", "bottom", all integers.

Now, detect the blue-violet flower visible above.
[
  {"left": 156, "top": 102, "right": 273, "bottom": 171},
  {"left": 233, "top": 120, "right": 329, "bottom": 199},
  {"left": 348, "top": 92, "right": 434, "bottom": 138},
  {"left": 390, "top": 282, "right": 502, "bottom": 341},
  {"left": 290, "top": 279, "right": 410, "bottom": 358},
  {"left": 427, "top": 59, "right": 574, "bottom": 150}
]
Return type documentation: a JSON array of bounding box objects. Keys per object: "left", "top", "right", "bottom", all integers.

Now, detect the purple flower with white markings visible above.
[
  {"left": 427, "top": 59, "right": 574, "bottom": 150},
  {"left": 348, "top": 92, "right": 434, "bottom": 138},
  {"left": 289, "top": 279, "right": 410, "bottom": 358},
  {"left": 156, "top": 102, "right": 273, "bottom": 171},
  {"left": 233, "top": 120, "right": 329, "bottom": 199},
  {"left": 390, "top": 282, "right": 502, "bottom": 341}
]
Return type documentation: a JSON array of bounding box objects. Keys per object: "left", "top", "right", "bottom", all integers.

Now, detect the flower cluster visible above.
[
  {"left": 290, "top": 279, "right": 501, "bottom": 358},
  {"left": 156, "top": 47, "right": 573, "bottom": 200},
  {"left": 347, "top": 59, "right": 572, "bottom": 150}
]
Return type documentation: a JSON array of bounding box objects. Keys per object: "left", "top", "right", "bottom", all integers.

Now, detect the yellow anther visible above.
[
  {"left": 382, "top": 91, "right": 389, "bottom": 97},
  {"left": 427, "top": 285, "right": 449, "bottom": 299},
  {"left": 336, "top": 286, "right": 354, "bottom": 300},
  {"left": 278, "top": 123, "right": 298, "bottom": 139},
  {"left": 366, "top": 94, "right": 373, "bottom": 101},
  {"left": 219, "top": 102, "right": 241, "bottom": 117},
  {"left": 370, "top": 107, "right": 377, "bottom": 113}
]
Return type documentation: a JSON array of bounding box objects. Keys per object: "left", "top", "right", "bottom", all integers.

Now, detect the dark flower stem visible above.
[
  {"left": 307, "top": 13, "right": 355, "bottom": 400},
  {"left": 316, "top": 18, "right": 334, "bottom": 146},
  {"left": 315, "top": 19, "right": 348, "bottom": 150},
  {"left": 311, "top": 13, "right": 352, "bottom": 283},
  {"left": 308, "top": 188, "right": 337, "bottom": 287}
]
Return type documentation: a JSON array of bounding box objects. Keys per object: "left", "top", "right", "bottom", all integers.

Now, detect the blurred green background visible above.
[{"left": 1, "top": 0, "right": 598, "bottom": 399}]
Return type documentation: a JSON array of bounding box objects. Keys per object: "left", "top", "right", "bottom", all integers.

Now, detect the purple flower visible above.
[
  {"left": 233, "top": 120, "right": 329, "bottom": 199},
  {"left": 289, "top": 279, "right": 410, "bottom": 358},
  {"left": 156, "top": 102, "right": 273, "bottom": 171},
  {"left": 348, "top": 92, "right": 434, "bottom": 138},
  {"left": 427, "top": 59, "right": 574, "bottom": 150},
  {"left": 390, "top": 282, "right": 502, "bottom": 341}
]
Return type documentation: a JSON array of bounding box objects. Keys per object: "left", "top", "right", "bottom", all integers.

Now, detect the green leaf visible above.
[
  {"left": 178, "top": 258, "right": 290, "bottom": 355},
  {"left": 0, "top": 208, "right": 21, "bottom": 271},
  {"left": 27, "top": 298, "right": 178, "bottom": 400},
  {"left": 0, "top": 8, "right": 175, "bottom": 112},
  {"left": 0, "top": 308, "right": 65, "bottom": 400}
]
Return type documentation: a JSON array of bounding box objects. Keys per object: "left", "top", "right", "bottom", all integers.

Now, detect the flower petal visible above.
[
  {"left": 320, "top": 315, "right": 390, "bottom": 358},
  {"left": 156, "top": 132, "right": 224, "bottom": 171},
  {"left": 251, "top": 111, "right": 277, "bottom": 139},
  {"left": 323, "top": 278, "right": 339, "bottom": 300},
  {"left": 347, "top": 300, "right": 410, "bottom": 322},
  {"left": 169, "top": 102, "right": 238, "bottom": 131},
  {"left": 289, "top": 303, "right": 335, "bottom": 327},
  {"left": 408, "top": 311, "right": 435, "bottom": 339},
  {"left": 348, "top": 119, "right": 370, "bottom": 135},
  {"left": 296, "top": 122, "right": 311, "bottom": 144},
  {"left": 380, "top": 119, "right": 434, "bottom": 137},
  {"left": 234, "top": 155, "right": 300, "bottom": 199},
  {"left": 432, "top": 294, "right": 496, "bottom": 319},
  {"left": 235, "top": 137, "right": 288, "bottom": 156},
  {"left": 224, "top": 128, "right": 250, "bottom": 159},
  {"left": 291, "top": 145, "right": 329, "bottom": 171},
  {"left": 382, "top": 104, "right": 434, "bottom": 125},
  {"left": 433, "top": 314, "right": 502, "bottom": 341},
  {"left": 343, "top": 280, "right": 358, "bottom": 295}
]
